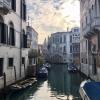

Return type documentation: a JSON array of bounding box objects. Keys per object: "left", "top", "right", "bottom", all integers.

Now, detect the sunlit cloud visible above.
[{"left": 27, "top": 0, "right": 80, "bottom": 44}]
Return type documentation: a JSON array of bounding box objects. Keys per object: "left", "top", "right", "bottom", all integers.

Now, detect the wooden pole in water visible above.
[
  {"left": 14, "top": 66, "right": 17, "bottom": 81},
  {"left": 24, "top": 63, "right": 26, "bottom": 78},
  {"left": 3, "top": 72, "right": 6, "bottom": 90}
]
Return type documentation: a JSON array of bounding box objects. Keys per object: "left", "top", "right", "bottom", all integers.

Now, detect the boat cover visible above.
[{"left": 83, "top": 82, "right": 100, "bottom": 100}]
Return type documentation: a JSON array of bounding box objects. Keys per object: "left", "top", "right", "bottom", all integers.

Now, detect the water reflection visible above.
[
  {"left": 0, "top": 64, "right": 86, "bottom": 100},
  {"left": 48, "top": 64, "right": 84, "bottom": 100}
]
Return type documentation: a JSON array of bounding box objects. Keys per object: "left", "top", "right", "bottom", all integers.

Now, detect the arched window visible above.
[
  {"left": 21, "top": 30, "right": 27, "bottom": 48},
  {"left": 0, "top": 16, "right": 8, "bottom": 44},
  {"left": 9, "top": 22, "right": 15, "bottom": 46},
  {"left": 11, "top": 0, "right": 16, "bottom": 11}
]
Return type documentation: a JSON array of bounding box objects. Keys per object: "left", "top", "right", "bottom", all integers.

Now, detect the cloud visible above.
[{"left": 27, "top": 0, "right": 80, "bottom": 44}]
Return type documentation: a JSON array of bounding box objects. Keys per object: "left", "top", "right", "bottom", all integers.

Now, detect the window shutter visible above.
[
  {"left": 12, "top": 28, "right": 15, "bottom": 46},
  {"left": 0, "top": 23, "right": 2, "bottom": 43},
  {"left": 23, "top": 4, "right": 26, "bottom": 20},
  {"left": 24, "top": 34, "right": 26, "bottom": 48},
  {"left": 98, "top": 33, "right": 100, "bottom": 50},
  {"left": 12, "top": 0, "right": 16, "bottom": 11},
  {"left": 25, "top": 35, "right": 27, "bottom": 48},
  {"left": 5, "top": 24, "right": 8, "bottom": 44},
  {"left": 1, "top": 23, "right": 5, "bottom": 44},
  {"left": 21, "top": 34, "right": 23, "bottom": 48},
  {"left": 20, "top": 0, "right": 23, "bottom": 18}
]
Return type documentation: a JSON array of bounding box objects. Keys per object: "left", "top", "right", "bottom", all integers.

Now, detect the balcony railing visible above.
[{"left": 0, "top": 0, "right": 11, "bottom": 15}]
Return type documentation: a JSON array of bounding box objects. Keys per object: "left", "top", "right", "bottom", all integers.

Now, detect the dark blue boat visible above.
[
  {"left": 37, "top": 67, "right": 48, "bottom": 79},
  {"left": 79, "top": 80, "right": 100, "bottom": 100}
]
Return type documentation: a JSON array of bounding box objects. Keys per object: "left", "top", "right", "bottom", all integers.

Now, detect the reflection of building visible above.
[
  {"left": 70, "top": 27, "right": 80, "bottom": 67},
  {"left": 0, "top": 0, "right": 32, "bottom": 89},
  {"left": 47, "top": 31, "right": 71, "bottom": 63},
  {"left": 80, "top": 0, "right": 100, "bottom": 81}
]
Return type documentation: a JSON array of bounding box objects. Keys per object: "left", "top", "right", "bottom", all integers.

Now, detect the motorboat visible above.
[
  {"left": 43, "top": 63, "right": 51, "bottom": 70},
  {"left": 79, "top": 80, "right": 100, "bottom": 100},
  {"left": 68, "top": 63, "right": 77, "bottom": 72},
  {"left": 37, "top": 67, "right": 48, "bottom": 78}
]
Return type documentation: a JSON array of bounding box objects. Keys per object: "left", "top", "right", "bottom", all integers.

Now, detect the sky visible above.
[{"left": 27, "top": 0, "right": 80, "bottom": 44}]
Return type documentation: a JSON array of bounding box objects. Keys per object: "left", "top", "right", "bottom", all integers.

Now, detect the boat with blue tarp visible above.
[{"left": 79, "top": 80, "right": 100, "bottom": 100}]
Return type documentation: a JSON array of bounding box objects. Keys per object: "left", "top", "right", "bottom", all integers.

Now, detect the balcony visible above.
[
  {"left": 84, "top": 17, "right": 100, "bottom": 38},
  {"left": 0, "top": 0, "right": 11, "bottom": 15},
  {"left": 91, "top": 17, "right": 100, "bottom": 28}
]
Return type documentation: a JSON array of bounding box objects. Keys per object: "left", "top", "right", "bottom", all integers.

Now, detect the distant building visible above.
[
  {"left": 27, "top": 26, "right": 38, "bottom": 65},
  {"left": 27, "top": 26, "right": 38, "bottom": 50},
  {"left": 70, "top": 27, "right": 80, "bottom": 67},
  {"left": 80, "top": 0, "right": 100, "bottom": 81},
  {"left": 47, "top": 31, "right": 71, "bottom": 63},
  {"left": 26, "top": 26, "right": 38, "bottom": 77}
]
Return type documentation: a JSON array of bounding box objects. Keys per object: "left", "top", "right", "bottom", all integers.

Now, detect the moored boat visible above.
[
  {"left": 10, "top": 78, "right": 37, "bottom": 90},
  {"left": 43, "top": 63, "right": 51, "bottom": 70},
  {"left": 68, "top": 63, "right": 77, "bottom": 73},
  {"left": 79, "top": 80, "right": 100, "bottom": 100},
  {"left": 37, "top": 67, "right": 48, "bottom": 79}
]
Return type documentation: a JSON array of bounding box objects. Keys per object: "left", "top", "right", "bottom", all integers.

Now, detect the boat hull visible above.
[{"left": 37, "top": 73, "right": 48, "bottom": 79}]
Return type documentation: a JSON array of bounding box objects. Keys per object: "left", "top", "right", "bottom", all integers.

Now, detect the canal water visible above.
[{"left": 1, "top": 64, "right": 87, "bottom": 100}]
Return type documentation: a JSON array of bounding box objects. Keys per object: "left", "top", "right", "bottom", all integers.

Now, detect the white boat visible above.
[{"left": 79, "top": 80, "right": 100, "bottom": 100}]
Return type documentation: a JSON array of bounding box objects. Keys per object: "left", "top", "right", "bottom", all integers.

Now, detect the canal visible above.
[{"left": 1, "top": 64, "right": 87, "bottom": 100}]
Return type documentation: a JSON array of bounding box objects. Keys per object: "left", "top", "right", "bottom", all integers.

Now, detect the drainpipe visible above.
[{"left": 19, "top": 0, "right": 22, "bottom": 77}]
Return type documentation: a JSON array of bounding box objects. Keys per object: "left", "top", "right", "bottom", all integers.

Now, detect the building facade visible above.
[
  {"left": 27, "top": 26, "right": 38, "bottom": 66},
  {"left": 47, "top": 32, "right": 71, "bottom": 63},
  {"left": 70, "top": 27, "right": 80, "bottom": 67},
  {"left": 80, "top": 0, "right": 100, "bottom": 81},
  {"left": 0, "top": 0, "right": 29, "bottom": 89},
  {"left": 26, "top": 26, "right": 38, "bottom": 77}
]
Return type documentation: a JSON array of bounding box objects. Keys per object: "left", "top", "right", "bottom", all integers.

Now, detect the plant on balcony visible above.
[{"left": 28, "top": 49, "right": 38, "bottom": 58}]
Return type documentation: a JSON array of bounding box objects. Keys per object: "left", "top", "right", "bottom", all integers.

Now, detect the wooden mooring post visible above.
[{"left": 3, "top": 72, "right": 6, "bottom": 91}]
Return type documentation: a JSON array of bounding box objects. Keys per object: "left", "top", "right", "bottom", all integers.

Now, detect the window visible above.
[
  {"left": 21, "top": 30, "right": 27, "bottom": 48},
  {"left": 82, "top": 58, "right": 83, "bottom": 63},
  {"left": 11, "top": 0, "right": 16, "bottom": 11},
  {"left": 9, "top": 22, "right": 15, "bottom": 46},
  {"left": 0, "top": 58, "right": 3, "bottom": 76},
  {"left": 21, "top": 0, "right": 26, "bottom": 21},
  {"left": 60, "top": 37, "right": 62, "bottom": 43},
  {"left": 0, "top": 16, "right": 8, "bottom": 44},
  {"left": 98, "top": 33, "right": 100, "bottom": 50},
  {"left": 22, "top": 57, "right": 25, "bottom": 64},
  {"left": 70, "top": 35, "right": 72, "bottom": 42},
  {"left": 8, "top": 58, "right": 14, "bottom": 67},
  {"left": 74, "top": 28, "right": 79, "bottom": 32},
  {"left": 63, "top": 35, "right": 66, "bottom": 43},
  {"left": 70, "top": 45, "right": 72, "bottom": 53},
  {"left": 86, "top": 58, "right": 87, "bottom": 64},
  {"left": 63, "top": 46, "right": 66, "bottom": 53},
  {"left": 86, "top": 16, "right": 87, "bottom": 25}
]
